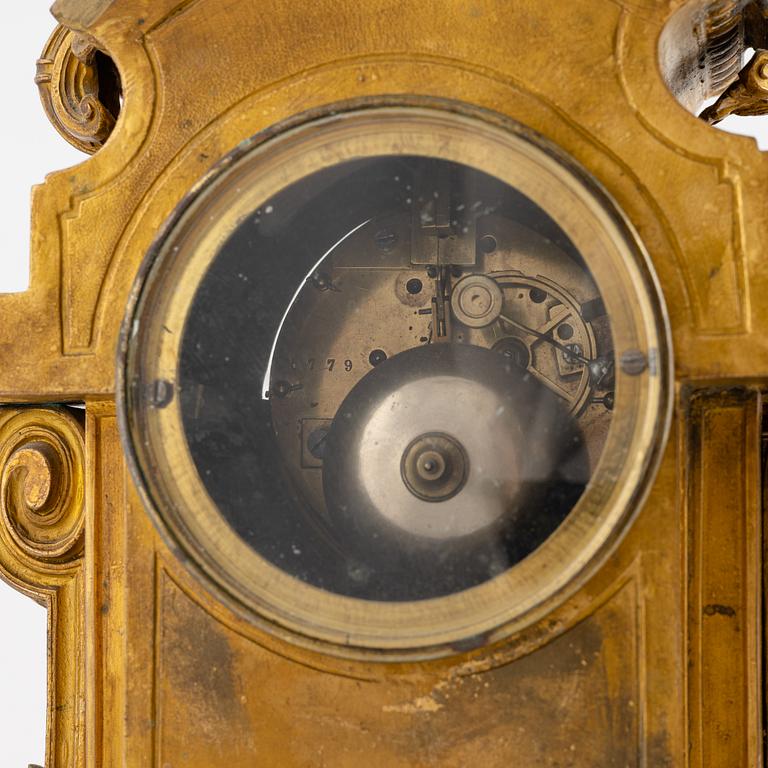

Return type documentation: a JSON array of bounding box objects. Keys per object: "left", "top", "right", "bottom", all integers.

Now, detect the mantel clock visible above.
[{"left": 2, "top": 0, "right": 767, "bottom": 765}]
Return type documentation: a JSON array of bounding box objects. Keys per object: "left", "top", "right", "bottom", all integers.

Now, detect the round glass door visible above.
[{"left": 120, "top": 106, "right": 671, "bottom": 657}]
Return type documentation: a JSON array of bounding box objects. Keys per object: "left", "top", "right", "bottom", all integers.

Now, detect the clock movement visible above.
[{"left": 1, "top": 0, "right": 767, "bottom": 765}]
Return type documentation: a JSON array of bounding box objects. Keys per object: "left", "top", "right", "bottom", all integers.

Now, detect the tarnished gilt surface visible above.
[{"left": 0, "top": 0, "right": 764, "bottom": 765}]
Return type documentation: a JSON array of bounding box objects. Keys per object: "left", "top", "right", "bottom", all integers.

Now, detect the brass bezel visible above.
[{"left": 119, "top": 103, "right": 673, "bottom": 660}]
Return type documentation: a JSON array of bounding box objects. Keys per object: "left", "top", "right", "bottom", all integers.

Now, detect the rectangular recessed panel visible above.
[{"left": 686, "top": 389, "right": 763, "bottom": 767}]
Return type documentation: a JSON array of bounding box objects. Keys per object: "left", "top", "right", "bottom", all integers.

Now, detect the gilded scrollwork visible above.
[
  {"left": 35, "top": 24, "right": 120, "bottom": 154},
  {"left": 0, "top": 408, "right": 85, "bottom": 564},
  {"left": 700, "top": 49, "right": 768, "bottom": 124}
]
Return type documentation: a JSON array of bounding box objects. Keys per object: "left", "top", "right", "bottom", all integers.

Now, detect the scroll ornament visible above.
[
  {"left": 35, "top": 24, "right": 120, "bottom": 154},
  {"left": 0, "top": 409, "right": 85, "bottom": 564}
]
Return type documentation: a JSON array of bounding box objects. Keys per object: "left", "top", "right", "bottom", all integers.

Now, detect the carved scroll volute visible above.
[
  {"left": 0, "top": 409, "right": 85, "bottom": 565},
  {"left": 35, "top": 24, "right": 120, "bottom": 154}
]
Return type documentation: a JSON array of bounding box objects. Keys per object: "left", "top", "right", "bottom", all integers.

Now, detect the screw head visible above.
[
  {"left": 620, "top": 349, "right": 647, "bottom": 376},
  {"left": 369, "top": 349, "right": 387, "bottom": 367},
  {"left": 479, "top": 234, "right": 497, "bottom": 254},
  {"left": 406, "top": 278, "right": 423, "bottom": 295},
  {"left": 149, "top": 379, "right": 174, "bottom": 408}
]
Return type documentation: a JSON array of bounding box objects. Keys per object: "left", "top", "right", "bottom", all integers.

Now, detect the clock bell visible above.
[{"left": 1, "top": 0, "right": 766, "bottom": 765}]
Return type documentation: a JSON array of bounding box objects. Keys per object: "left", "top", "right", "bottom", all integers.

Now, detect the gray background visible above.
[{"left": 0, "top": 4, "right": 767, "bottom": 764}]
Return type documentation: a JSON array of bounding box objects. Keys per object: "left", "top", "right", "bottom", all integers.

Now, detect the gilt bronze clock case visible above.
[{"left": 0, "top": 0, "right": 766, "bottom": 766}]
